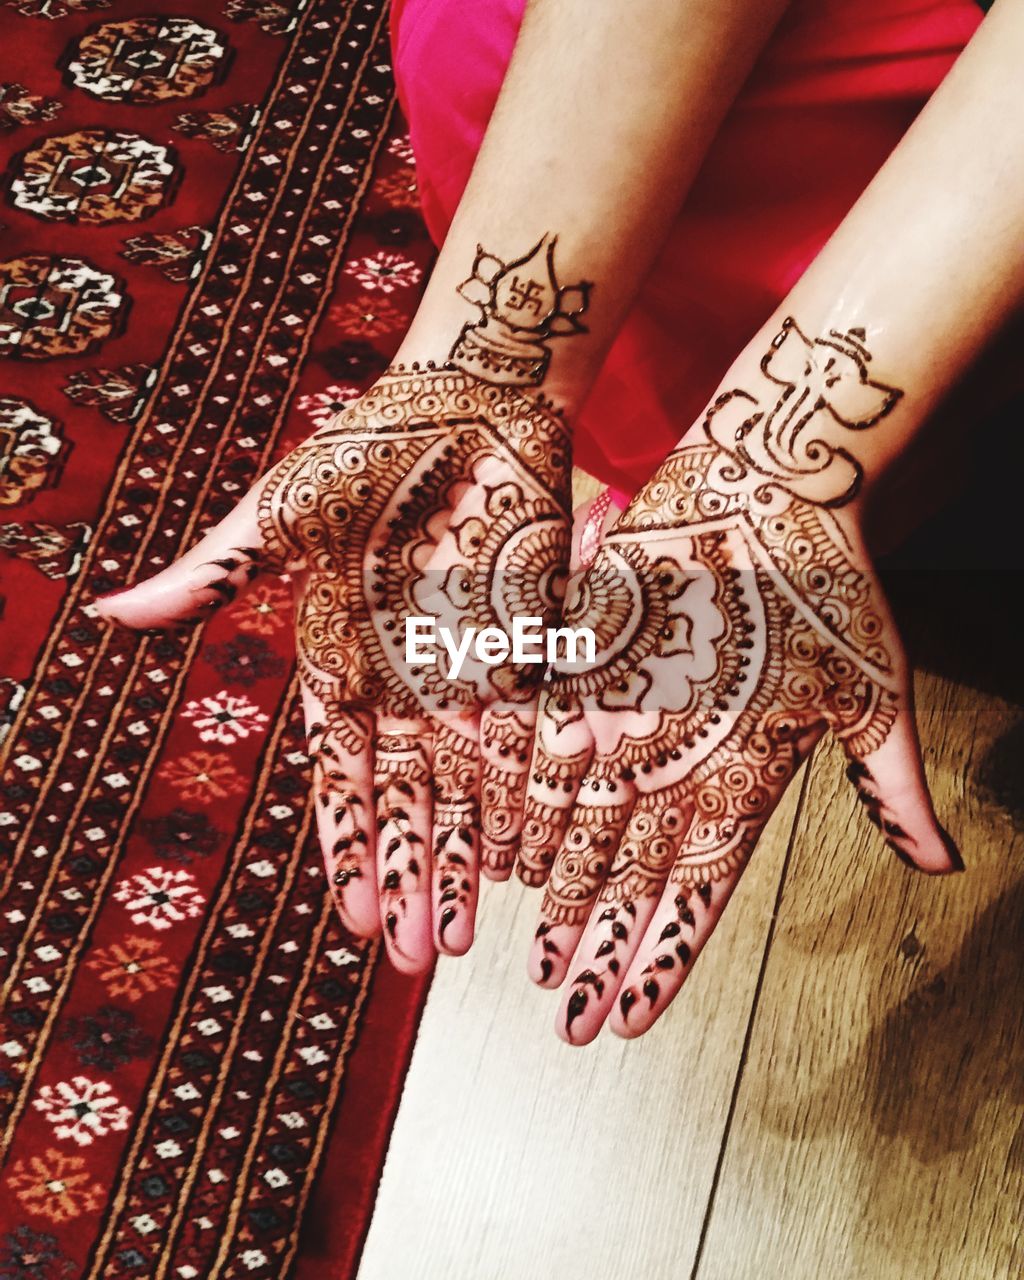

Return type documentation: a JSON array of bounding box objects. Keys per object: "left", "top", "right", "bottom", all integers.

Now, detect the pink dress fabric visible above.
[{"left": 390, "top": 0, "right": 983, "bottom": 497}]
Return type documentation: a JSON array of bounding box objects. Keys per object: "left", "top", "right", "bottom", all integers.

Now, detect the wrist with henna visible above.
[{"left": 96, "top": 232, "right": 593, "bottom": 965}]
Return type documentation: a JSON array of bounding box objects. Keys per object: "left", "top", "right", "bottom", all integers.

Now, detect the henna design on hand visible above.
[
  {"left": 542, "top": 772, "right": 633, "bottom": 927},
  {"left": 479, "top": 706, "right": 534, "bottom": 877},
  {"left": 96, "top": 228, "right": 595, "bottom": 965},
  {"left": 617, "top": 883, "right": 712, "bottom": 1028},
  {"left": 432, "top": 723, "right": 481, "bottom": 951},
  {"left": 520, "top": 318, "right": 958, "bottom": 1041},
  {"left": 254, "top": 366, "right": 572, "bottom": 959},
  {"left": 450, "top": 236, "right": 591, "bottom": 386},
  {"left": 310, "top": 712, "right": 372, "bottom": 887},
  {"left": 374, "top": 732, "right": 433, "bottom": 961},
  {"left": 518, "top": 732, "right": 593, "bottom": 887},
  {"left": 181, "top": 546, "right": 262, "bottom": 625}
]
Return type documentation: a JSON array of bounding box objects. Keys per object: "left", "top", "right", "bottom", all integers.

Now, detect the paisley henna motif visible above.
[
  {"left": 374, "top": 732, "right": 433, "bottom": 959},
  {"left": 432, "top": 724, "right": 481, "bottom": 946},
  {"left": 181, "top": 545, "right": 261, "bottom": 624},
  {"left": 310, "top": 711, "right": 374, "bottom": 894},
  {"left": 617, "top": 884, "right": 713, "bottom": 1028}
]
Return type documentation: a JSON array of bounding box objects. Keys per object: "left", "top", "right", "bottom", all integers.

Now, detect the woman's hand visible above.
[
  {"left": 518, "top": 316, "right": 962, "bottom": 1043},
  {"left": 93, "top": 0, "right": 797, "bottom": 969},
  {"left": 97, "top": 365, "right": 571, "bottom": 970}
]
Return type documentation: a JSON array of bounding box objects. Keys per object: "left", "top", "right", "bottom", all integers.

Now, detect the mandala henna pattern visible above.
[
  {"left": 524, "top": 318, "right": 909, "bottom": 1036},
  {"left": 257, "top": 367, "right": 571, "bottom": 703},
  {"left": 255, "top": 362, "right": 572, "bottom": 949}
]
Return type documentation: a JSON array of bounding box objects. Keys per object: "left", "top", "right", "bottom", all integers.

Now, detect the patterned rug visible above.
[{"left": 0, "top": 1, "right": 433, "bottom": 1276}]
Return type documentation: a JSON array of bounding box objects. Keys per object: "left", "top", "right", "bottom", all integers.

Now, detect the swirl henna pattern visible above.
[
  {"left": 96, "top": 234, "right": 585, "bottom": 968},
  {"left": 518, "top": 317, "right": 961, "bottom": 1042},
  {"left": 254, "top": 364, "right": 572, "bottom": 962}
]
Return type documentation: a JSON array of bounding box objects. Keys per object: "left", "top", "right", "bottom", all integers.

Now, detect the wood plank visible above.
[
  {"left": 358, "top": 779, "right": 806, "bottom": 1280},
  {"left": 696, "top": 665, "right": 1023, "bottom": 1280}
]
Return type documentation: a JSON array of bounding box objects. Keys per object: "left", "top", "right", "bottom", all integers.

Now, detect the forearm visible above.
[
  {"left": 395, "top": 0, "right": 789, "bottom": 408},
  {"left": 687, "top": 0, "right": 1024, "bottom": 507}
]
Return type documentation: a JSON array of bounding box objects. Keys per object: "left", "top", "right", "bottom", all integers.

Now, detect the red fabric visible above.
[
  {"left": 391, "top": 0, "right": 983, "bottom": 495},
  {"left": 293, "top": 959, "right": 430, "bottom": 1279},
  {"left": 0, "top": 3, "right": 430, "bottom": 1276}
]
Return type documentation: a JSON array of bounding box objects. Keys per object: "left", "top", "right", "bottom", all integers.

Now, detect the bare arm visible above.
[
  {"left": 716, "top": 0, "right": 1024, "bottom": 498},
  {"left": 518, "top": 0, "right": 1024, "bottom": 1043},
  {"left": 396, "top": 0, "right": 791, "bottom": 405}
]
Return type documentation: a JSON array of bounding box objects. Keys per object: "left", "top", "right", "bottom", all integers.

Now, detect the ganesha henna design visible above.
[
  {"left": 450, "top": 236, "right": 591, "bottom": 387},
  {"left": 255, "top": 365, "right": 572, "bottom": 956},
  {"left": 705, "top": 316, "right": 902, "bottom": 507},
  {"left": 517, "top": 318, "right": 939, "bottom": 1040}
]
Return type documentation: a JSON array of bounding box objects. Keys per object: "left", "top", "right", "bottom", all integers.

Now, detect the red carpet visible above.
[{"left": 0, "top": 1, "right": 431, "bottom": 1275}]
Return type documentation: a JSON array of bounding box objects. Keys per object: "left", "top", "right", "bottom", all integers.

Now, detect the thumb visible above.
[
  {"left": 94, "top": 482, "right": 266, "bottom": 632},
  {"left": 844, "top": 686, "right": 963, "bottom": 875}
]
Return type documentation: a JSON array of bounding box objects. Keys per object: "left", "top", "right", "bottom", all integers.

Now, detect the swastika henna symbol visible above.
[
  {"left": 517, "top": 317, "right": 952, "bottom": 1041},
  {"left": 450, "top": 236, "right": 591, "bottom": 387}
]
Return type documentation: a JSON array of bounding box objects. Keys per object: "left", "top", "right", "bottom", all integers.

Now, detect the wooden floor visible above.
[{"left": 357, "top": 481, "right": 1023, "bottom": 1280}]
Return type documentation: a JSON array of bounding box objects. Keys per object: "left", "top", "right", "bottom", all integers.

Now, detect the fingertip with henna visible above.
[{"left": 939, "top": 826, "right": 965, "bottom": 872}]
